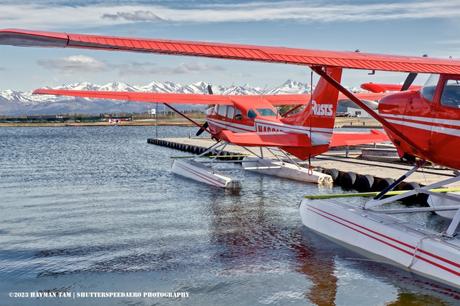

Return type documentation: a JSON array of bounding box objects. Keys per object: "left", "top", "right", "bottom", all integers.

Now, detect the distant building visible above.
[
  {"left": 107, "top": 116, "right": 132, "bottom": 124},
  {"left": 346, "top": 107, "right": 370, "bottom": 118}
]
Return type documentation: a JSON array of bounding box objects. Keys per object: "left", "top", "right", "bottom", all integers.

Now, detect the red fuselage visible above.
[
  {"left": 378, "top": 74, "right": 460, "bottom": 169},
  {"left": 206, "top": 106, "right": 331, "bottom": 145},
  {"left": 205, "top": 104, "right": 333, "bottom": 159}
]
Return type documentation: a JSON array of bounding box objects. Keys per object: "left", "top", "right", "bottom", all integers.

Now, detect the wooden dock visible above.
[{"left": 147, "top": 137, "right": 459, "bottom": 191}]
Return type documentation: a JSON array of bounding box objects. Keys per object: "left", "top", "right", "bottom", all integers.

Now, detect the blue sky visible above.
[{"left": 1, "top": 0, "right": 460, "bottom": 91}]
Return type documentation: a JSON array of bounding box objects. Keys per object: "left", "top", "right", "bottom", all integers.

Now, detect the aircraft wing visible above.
[
  {"left": 33, "top": 89, "right": 233, "bottom": 105},
  {"left": 33, "top": 88, "right": 315, "bottom": 105},
  {"left": 34, "top": 88, "right": 386, "bottom": 107},
  {"left": 360, "top": 83, "right": 422, "bottom": 93},
  {"left": 345, "top": 92, "right": 384, "bottom": 101},
  {"left": 1, "top": 29, "right": 460, "bottom": 74},
  {"left": 218, "top": 130, "right": 310, "bottom": 147},
  {"left": 330, "top": 130, "right": 389, "bottom": 147}
]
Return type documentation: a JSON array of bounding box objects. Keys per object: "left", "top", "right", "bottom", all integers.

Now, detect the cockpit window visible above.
[
  {"left": 226, "top": 106, "right": 235, "bottom": 119},
  {"left": 247, "top": 109, "right": 257, "bottom": 119},
  {"left": 217, "top": 105, "right": 227, "bottom": 116},
  {"left": 441, "top": 79, "right": 460, "bottom": 109},
  {"left": 421, "top": 74, "right": 439, "bottom": 102},
  {"left": 234, "top": 109, "right": 243, "bottom": 120},
  {"left": 256, "top": 108, "right": 277, "bottom": 116}
]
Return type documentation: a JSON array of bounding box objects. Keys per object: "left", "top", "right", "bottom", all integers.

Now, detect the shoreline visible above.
[
  {"left": 0, "top": 117, "right": 380, "bottom": 128},
  {"left": 0, "top": 120, "right": 203, "bottom": 127}
]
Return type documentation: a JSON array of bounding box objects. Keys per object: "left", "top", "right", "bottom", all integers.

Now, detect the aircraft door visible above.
[
  {"left": 430, "top": 76, "right": 460, "bottom": 167},
  {"left": 407, "top": 74, "right": 440, "bottom": 154}
]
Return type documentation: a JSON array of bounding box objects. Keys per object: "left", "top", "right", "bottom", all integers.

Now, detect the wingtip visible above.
[
  {"left": 0, "top": 28, "right": 69, "bottom": 47},
  {"left": 0, "top": 28, "right": 23, "bottom": 33},
  {"left": 33, "top": 89, "right": 50, "bottom": 95}
]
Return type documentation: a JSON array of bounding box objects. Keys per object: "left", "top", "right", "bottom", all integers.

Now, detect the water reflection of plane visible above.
[
  {"left": 291, "top": 230, "right": 338, "bottom": 306},
  {"left": 295, "top": 228, "right": 459, "bottom": 305},
  {"left": 207, "top": 177, "right": 275, "bottom": 265},
  {"left": 204, "top": 176, "right": 458, "bottom": 305},
  {"left": 206, "top": 176, "right": 338, "bottom": 305},
  {"left": 302, "top": 229, "right": 460, "bottom": 306},
  {"left": 350, "top": 257, "right": 460, "bottom": 304}
]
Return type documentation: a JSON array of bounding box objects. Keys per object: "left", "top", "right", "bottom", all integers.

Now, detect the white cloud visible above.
[
  {"left": 171, "top": 63, "right": 226, "bottom": 74},
  {"left": 37, "top": 55, "right": 106, "bottom": 72},
  {"left": 36, "top": 57, "right": 226, "bottom": 75},
  {"left": 102, "top": 10, "right": 165, "bottom": 22},
  {"left": 1, "top": 1, "right": 460, "bottom": 29},
  {"left": 113, "top": 62, "right": 226, "bottom": 75}
]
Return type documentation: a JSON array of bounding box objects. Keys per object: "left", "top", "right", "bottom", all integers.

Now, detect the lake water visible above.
[{"left": 0, "top": 126, "right": 458, "bottom": 306}]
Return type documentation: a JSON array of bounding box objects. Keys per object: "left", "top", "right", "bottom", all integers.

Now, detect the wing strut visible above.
[
  {"left": 401, "top": 72, "right": 417, "bottom": 91},
  {"left": 281, "top": 103, "right": 304, "bottom": 117},
  {"left": 310, "top": 66, "right": 427, "bottom": 157},
  {"left": 163, "top": 103, "right": 211, "bottom": 134}
]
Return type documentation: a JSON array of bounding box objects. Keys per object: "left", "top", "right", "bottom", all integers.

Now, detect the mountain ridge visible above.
[{"left": 0, "top": 80, "right": 361, "bottom": 115}]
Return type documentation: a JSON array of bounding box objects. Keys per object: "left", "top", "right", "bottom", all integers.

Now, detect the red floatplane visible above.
[{"left": 32, "top": 70, "right": 388, "bottom": 187}]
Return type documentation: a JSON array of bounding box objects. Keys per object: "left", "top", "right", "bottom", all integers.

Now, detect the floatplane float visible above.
[{"left": 1, "top": 29, "right": 459, "bottom": 287}]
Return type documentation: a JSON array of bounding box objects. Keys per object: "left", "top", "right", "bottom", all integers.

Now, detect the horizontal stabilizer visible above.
[
  {"left": 330, "top": 129, "right": 389, "bottom": 147},
  {"left": 218, "top": 130, "right": 310, "bottom": 147}
]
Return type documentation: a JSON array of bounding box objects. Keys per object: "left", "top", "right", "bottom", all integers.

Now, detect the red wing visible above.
[
  {"left": 2, "top": 28, "right": 460, "bottom": 74},
  {"left": 33, "top": 88, "right": 312, "bottom": 106},
  {"left": 33, "top": 89, "right": 233, "bottom": 105},
  {"left": 218, "top": 130, "right": 310, "bottom": 147},
  {"left": 340, "top": 92, "right": 385, "bottom": 101},
  {"left": 261, "top": 94, "right": 310, "bottom": 105},
  {"left": 360, "top": 83, "right": 422, "bottom": 93},
  {"left": 330, "top": 130, "right": 389, "bottom": 147},
  {"left": 266, "top": 93, "right": 385, "bottom": 104}
]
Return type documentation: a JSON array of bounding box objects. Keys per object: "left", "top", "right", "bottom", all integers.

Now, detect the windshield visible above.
[
  {"left": 247, "top": 109, "right": 257, "bottom": 119},
  {"left": 420, "top": 74, "right": 439, "bottom": 102},
  {"left": 256, "top": 108, "right": 276, "bottom": 116},
  {"left": 441, "top": 79, "right": 460, "bottom": 108}
]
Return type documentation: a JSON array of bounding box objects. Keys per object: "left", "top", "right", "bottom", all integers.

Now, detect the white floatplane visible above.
[
  {"left": 170, "top": 141, "right": 243, "bottom": 190},
  {"left": 170, "top": 140, "right": 332, "bottom": 190},
  {"left": 300, "top": 169, "right": 460, "bottom": 289},
  {"left": 241, "top": 152, "right": 332, "bottom": 185}
]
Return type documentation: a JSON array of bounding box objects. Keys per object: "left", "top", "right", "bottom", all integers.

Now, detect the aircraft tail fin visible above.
[
  {"left": 281, "top": 67, "right": 342, "bottom": 146},
  {"left": 284, "top": 67, "right": 342, "bottom": 127}
]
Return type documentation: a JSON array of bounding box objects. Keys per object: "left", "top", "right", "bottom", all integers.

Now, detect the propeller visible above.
[
  {"left": 401, "top": 72, "right": 417, "bottom": 91},
  {"left": 206, "top": 84, "right": 213, "bottom": 95},
  {"left": 195, "top": 84, "right": 213, "bottom": 136}
]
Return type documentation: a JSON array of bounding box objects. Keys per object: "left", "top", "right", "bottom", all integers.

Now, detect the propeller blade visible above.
[
  {"left": 401, "top": 72, "right": 417, "bottom": 91},
  {"left": 196, "top": 121, "right": 209, "bottom": 136},
  {"left": 195, "top": 84, "right": 213, "bottom": 136}
]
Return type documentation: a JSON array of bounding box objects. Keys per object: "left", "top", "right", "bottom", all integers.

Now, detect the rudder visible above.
[{"left": 297, "top": 67, "right": 343, "bottom": 129}]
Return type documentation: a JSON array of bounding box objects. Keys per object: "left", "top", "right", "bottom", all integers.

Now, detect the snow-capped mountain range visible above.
[{"left": 0, "top": 80, "right": 358, "bottom": 115}]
